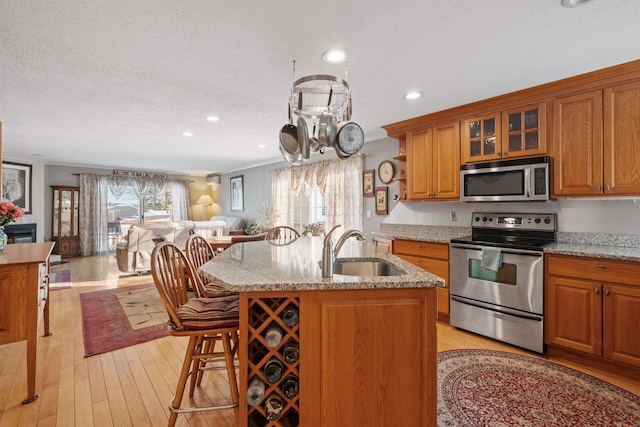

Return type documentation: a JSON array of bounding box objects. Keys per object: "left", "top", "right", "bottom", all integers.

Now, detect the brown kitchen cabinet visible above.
[
  {"left": 393, "top": 239, "right": 450, "bottom": 322},
  {"left": 51, "top": 186, "right": 80, "bottom": 257},
  {"left": 238, "top": 288, "right": 438, "bottom": 426},
  {"left": 552, "top": 80, "right": 640, "bottom": 197},
  {"left": 372, "top": 235, "right": 393, "bottom": 253},
  {"left": 406, "top": 121, "right": 460, "bottom": 200},
  {"left": 462, "top": 102, "right": 546, "bottom": 164},
  {"left": 545, "top": 254, "right": 640, "bottom": 368}
]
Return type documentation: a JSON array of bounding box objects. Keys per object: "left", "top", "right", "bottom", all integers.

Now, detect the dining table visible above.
[{"left": 204, "top": 235, "right": 234, "bottom": 251}]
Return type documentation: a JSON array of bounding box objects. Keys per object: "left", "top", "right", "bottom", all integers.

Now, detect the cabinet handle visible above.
[
  {"left": 595, "top": 287, "right": 600, "bottom": 295},
  {"left": 596, "top": 264, "right": 607, "bottom": 269},
  {"left": 595, "top": 185, "right": 601, "bottom": 192},
  {"left": 605, "top": 288, "right": 610, "bottom": 296},
  {"left": 605, "top": 184, "right": 611, "bottom": 192}
]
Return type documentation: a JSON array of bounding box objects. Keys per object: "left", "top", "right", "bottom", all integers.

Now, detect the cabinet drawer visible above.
[
  {"left": 394, "top": 240, "right": 449, "bottom": 260},
  {"left": 546, "top": 255, "right": 640, "bottom": 286}
]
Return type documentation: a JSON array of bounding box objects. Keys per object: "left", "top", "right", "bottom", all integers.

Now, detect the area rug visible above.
[
  {"left": 80, "top": 283, "right": 169, "bottom": 357},
  {"left": 49, "top": 269, "right": 72, "bottom": 290},
  {"left": 438, "top": 349, "right": 640, "bottom": 426}
]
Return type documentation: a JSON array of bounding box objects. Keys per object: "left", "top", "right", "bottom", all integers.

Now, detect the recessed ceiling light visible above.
[
  {"left": 561, "top": 0, "right": 594, "bottom": 7},
  {"left": 257, "top": 144, "right": 266, "bottom": 149},
  {"left": 206, "top": 115, "right": 219, "bottom": 122},
  {"left": 181, "top": 131, "right": 193, "bottom": 137},
  {"left": 322, "top": 49, "right": 347, "bottom": 64},
  {"left": 404, "top": 92, "right": 422, "bottom": 100}
]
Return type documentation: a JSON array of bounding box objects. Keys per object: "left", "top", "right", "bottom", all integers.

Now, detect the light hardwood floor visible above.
[{"left": 1, "top": 254, "right": 638, "bottom": 426}]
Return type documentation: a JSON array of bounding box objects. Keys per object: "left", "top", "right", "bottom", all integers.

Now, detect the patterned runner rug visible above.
[
  {"left": 438, "top": 349, "right": 640, "bottom": 426},
  {"left": 80, "top": 283, "right": 169, "bottom": 357}
]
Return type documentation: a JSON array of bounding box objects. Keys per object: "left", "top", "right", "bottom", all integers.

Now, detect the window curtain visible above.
[
  {"left": 78, "top": 173, "right": 190, "bottom": 255},
  {"left": 78, "top": 174, "right": 109, "bottom": 256},
  {"left": 271, "top": 155, "right": 363, "bottom": 233}
]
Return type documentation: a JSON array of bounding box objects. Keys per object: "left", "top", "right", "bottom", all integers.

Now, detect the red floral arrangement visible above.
[{"left": 0, "top": 201, "right": 24, "bottom": 227}]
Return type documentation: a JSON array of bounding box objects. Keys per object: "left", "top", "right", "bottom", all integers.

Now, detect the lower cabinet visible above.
[
  {"left": 372, "top": 235, "right": 393, "bottom": 253},
  {"left": 545, "top": 254, "right": 640, "bottom": 367},
  {"left": 239, "top": 288, "right": 438, "bottom": 426},
  {"left": 392, "top": 239, "right": 450, "bottom": 322}
]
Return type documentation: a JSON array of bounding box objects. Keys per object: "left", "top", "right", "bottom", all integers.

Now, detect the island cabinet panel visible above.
[
  {"left": 305, "top": 288, "right": 437, "bottom": 427},
  {"left": 545, "top": 254, "right": 640, "bottom": 368},
  {"left": 393, "top": 239, "right": 450, "bottom": 322}
]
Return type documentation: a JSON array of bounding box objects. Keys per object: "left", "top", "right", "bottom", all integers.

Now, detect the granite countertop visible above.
[
  {"left": 199, "top": 236, "right": 445, "bottom": 292},
  {"left": 544, "top": 242, "right": 640, "bottom": 262},
  {"left": 374, "top": 224, "right": 470, "bottom": 244}
]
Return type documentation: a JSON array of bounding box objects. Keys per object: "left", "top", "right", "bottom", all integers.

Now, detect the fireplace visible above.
[{"left": 4, "top": 223, "right": 37, "bottom": 244}]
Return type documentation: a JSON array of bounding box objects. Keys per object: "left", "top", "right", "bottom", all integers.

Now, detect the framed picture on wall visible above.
[
  {"left": 375, "top": 186, "right": 388, "bottom": 215},
  {"left": 230, "top": 175, "right": 244, "bottom": 212},
  {"left": 363, "top": 169, "right": 375, "bottom": 197},
  {"left": 2, "top": 161, "right": 32, "bottom": 214}
]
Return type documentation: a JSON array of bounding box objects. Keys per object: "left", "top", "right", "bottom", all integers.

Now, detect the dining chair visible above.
[
  {"left": 185, "top": 235, "right": 238, "bottom": 297},
  {"left": 265, "top": 226, "right": 301, "bottom": 245},
  {"left": 151, "top": 241, "right": 240, "bottom": 426}
]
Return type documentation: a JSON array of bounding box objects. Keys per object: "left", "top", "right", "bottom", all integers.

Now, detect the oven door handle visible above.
[
  {"left": 450, "top": 243, "right": 543, "bottom": 257},
  {"left": 451, "top": 296, "right": 543, "bottom": 321}
]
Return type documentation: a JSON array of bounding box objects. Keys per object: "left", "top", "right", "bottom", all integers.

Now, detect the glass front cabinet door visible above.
[
  {"left": 51, "top": 186, "right": 80, "bottom": 257},
  {"left": 462, "top": 101, "right": 547, "bottom": 164}
]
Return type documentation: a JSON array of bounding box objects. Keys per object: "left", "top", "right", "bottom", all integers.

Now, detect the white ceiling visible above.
[{"left": 1, "top": 0, "right": 639, "bottom": 176}]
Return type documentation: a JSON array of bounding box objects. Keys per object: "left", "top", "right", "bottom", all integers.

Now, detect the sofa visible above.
[{"left": 115, "top": 216, "right": 244, "bottom": 273}]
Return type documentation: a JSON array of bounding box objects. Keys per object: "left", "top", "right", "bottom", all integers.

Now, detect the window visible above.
[
  {"left": 106, "top": 184, "right": 173, "bottom": 251},
  {"left": 290, "top": 187, "right": 326, "bottom": 232}
]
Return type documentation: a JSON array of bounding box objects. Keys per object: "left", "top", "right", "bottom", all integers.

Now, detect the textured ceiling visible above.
[{"left": 1, "top": 0, "right": 639, "bottom": 176}]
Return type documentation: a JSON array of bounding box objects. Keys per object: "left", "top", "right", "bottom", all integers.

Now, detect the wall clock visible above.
[{"left": 377, "top": 160, "right": 395, "bottom": 184}]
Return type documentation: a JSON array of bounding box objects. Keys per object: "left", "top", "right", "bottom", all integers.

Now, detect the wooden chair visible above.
[
  {"left": 266, "top": 225, "right": 301, "bottom": 245},
  {"left": 185, "top": 235, "right": 237, "bottom": 297},
  {"left": 151, "top": 242, "right": 240, "bottom": 426}
]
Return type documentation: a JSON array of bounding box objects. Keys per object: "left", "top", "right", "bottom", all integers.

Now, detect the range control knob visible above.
[
  {"left": 474, "top": 216, "right": 480, "bottom": 222},
  {"left": 544, "top": 217, "right": 551, "bottom": 224},
  {"left": 535, "top": 218, "right": 541, "bottom": 224},
  {"left": 482, "top": 217, "right": 487, "bottom": 222}
]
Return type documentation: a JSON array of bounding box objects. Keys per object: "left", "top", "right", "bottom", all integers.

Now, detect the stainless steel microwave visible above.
[{"left": 460, "top": 156, "right": 550, "bottom": 202}]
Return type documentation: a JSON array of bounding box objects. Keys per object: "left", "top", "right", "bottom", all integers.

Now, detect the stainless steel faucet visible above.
[{"left": 322, "top": 225, "right": 366, "bottom": 277}]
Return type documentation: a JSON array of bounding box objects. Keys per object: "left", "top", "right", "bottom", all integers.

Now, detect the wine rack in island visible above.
[{"left": 246, "top": 296, "right": 300, "bottom": 426}]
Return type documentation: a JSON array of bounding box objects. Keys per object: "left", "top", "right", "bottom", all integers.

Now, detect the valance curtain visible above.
[
  {"left": 78, "top": 173, "right": 190, "bottom": 256},
  {"left": 271, "top": 155, "right": 363, "bottom": 233}
]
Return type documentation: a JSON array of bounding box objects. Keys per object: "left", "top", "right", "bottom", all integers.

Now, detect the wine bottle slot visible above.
[
  {"left": 263, "top": 357, "right": 284, "bottom": 383},
  {"left": 282, "top": 340, "right": 299, "bottom": 364},
  {"left": 264, "top": 393, "right": 284, "bottom": 421},
  {"left": 264, "top": 325, "right": 283, "bottom": 348},
  {"left": 281, "top": 374, "right": 299, "bottom": 399},
  {"left": 246, "top": 376, "right": 266, "bottom": 407},
  {"left": 282, "top": 307, "right": 299, "bottom": 327}
]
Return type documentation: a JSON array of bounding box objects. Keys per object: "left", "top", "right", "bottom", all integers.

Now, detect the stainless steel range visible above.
[{"left": 449, "top": 212, "right": 556, "bottom": 353}]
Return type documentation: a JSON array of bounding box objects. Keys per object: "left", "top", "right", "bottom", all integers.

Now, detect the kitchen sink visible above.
[{"left": 332, "top": 259, "right": 407, "bottom": 277}]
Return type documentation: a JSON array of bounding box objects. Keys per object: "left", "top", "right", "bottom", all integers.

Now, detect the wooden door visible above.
[
  {"left": 461, "top": 113, "right": 501, "bottom": 163},
  {"left": 501, "top": 101, "right": 547, "bottom": 158},
  {"left": 545, "top": 275, "right": 602, "bottom": 356},
  {"left": 604, "top": 81, "right": 640, "bottom": 196},
  {"left": 432, "top": 121, "right": 460, "bottom": 199},
  {"left": 373, "top": 236, "right": 393, "bottom": 253},
  {"left": 603, "top": 284, "right": 640, "bottom": 367},
  {"left": 406, "top": 129, "right": 432, "bottom": 200},
  {"left": 306, "top": 288, "right": 437, "bottom": 427},
  {"left": 551, "top": 90, "right": 603, "bottom": 196}
]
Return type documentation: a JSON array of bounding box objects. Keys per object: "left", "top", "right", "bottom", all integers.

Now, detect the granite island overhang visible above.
[{"left": 199, "top": 237, "right": 442, "bottom": 427}]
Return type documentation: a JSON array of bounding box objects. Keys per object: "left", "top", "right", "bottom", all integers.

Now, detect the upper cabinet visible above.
[
  {"left": 552, "top": 80, "right": 640, "bottom": 197},
  {"left": 462, "top": 102, "right": 547, "bottom": 164},
  {"left": 382, "top": 59, "right": 640, "bottom": 201},
  {"left": 406, "top": 121, "right": 460, "bottom": 200}
]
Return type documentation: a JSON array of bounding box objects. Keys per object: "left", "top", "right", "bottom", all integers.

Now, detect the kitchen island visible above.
[{"left": 200, "top": 237, "right": 444, "bottom": 427}]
